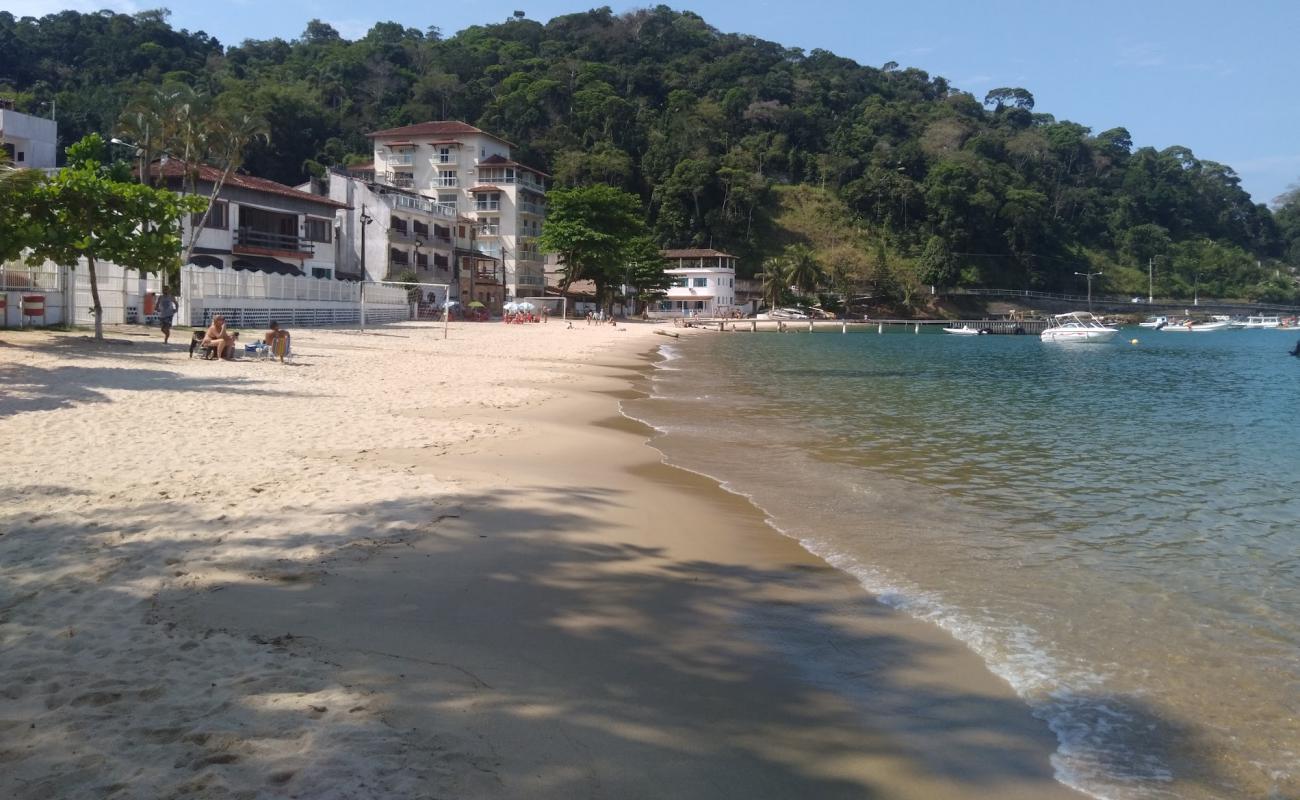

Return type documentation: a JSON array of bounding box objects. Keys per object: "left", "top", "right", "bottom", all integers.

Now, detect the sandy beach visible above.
[{"left": 0, "top": 320, "right": 1085, "bottom": 799}]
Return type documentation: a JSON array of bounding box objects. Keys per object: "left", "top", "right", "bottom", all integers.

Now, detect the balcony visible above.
[
  {"left": 432, "top": 176, "right": 458, "bottom": 188},
  {"left": 519, "top": 201, "right": 546, "bottom": 216},
  {"left": 383, "top": 171, "right": 415, "bottom": 189},
  {"left": 234, "top": 228, "right": 313, "bottom": 257},
  {"left": 387, "top": 153, "right": 415, "bottom": 166},
  {"left": 475, "top": 200, "right": 500, "bottom": 212}
]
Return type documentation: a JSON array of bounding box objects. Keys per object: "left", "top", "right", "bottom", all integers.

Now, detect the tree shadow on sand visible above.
[{"left": 0, "top": 485, "right": 1241, "bottom": 799}]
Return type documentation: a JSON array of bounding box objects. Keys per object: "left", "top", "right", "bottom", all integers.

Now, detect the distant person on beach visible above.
[
  {"left": 541, "top": 306, "right": 549, "bottom": 323},
  {"left": 203, "top": 315, "right": 235, "bottom": 360},
  {"left": 156, "top": 290, "right": 177, "bottom": 344},
  {"left": 264, "top": 320, "right": 289, "bottom": 348}
]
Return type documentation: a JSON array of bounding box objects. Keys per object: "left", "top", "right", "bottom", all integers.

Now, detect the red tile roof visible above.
[
  {"left": 367, "top": 120, "right": 515, "bottom": 148},
  {"left": 662, "top": 249, "right": 737, "bottom": 259},
  {"left": 150, "top": 161, "right": 349, "bottom": 209},
  {"left": 468, "top": 185, "right": 502, "bottom": 193}
]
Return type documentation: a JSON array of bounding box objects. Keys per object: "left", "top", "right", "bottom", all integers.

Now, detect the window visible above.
[
  {"left": 391, "top": 217, "right": 408, "bottom": 234},
  {"left": 191, "top": 201, "right": 228, "bottom": 230},
  {"left": 434, "top": 253, "right": 449, "bottom": 268},
  {"left": 692, "top": 277, "right": 708, "bottom": 287},
  {"left": 416, "top": 252, "right": 429, "bottom": 268},
  {"left": 458, "top": 225, "right": 466, "bottom": 238},
  {"left": 476, "top": 218, "right": 499, "bottom": 236},
  {"left": 438, "top": 147, "right": 452, "bottom": 163},
  {"left": 311, "top": 267, "right": 331, "bottom": 279},
  {"left": 413, "top": 221, "right": 429, "bottom": 238},
  {"left": 475, "top": 191, "right": 501, "bottom": 211},
  {"left": 438, "top": 192, "right": 458, "bottom": 212},
  {"left": 389, "top": 248, "right": 409, "bottom": 266},
  {"left": 305, "top": 217, "right": 332, "bottom": 243},
  {"left": 16, "top": 151, "right": 24, "bottom": 163}
]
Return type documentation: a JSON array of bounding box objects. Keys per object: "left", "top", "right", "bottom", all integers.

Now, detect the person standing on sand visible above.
[{"left": 156, "top": 290, "right": 178, "bottom": 344}]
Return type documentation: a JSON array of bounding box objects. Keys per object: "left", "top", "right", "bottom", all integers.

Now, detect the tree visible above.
[
  {"left": 783, "top": 243, "right": 824, "bottom": 294},
  {"left": 27, "top": 135, "right": 204, "bottom": 339},
  {"left": 918, "top": 235, "right": 957, "bottom": 287},
  {"left": 622, "top": 236, "right": 671, "bottom": 313},
  {"left": 539, "top": 184, "right": 649, "bottom": 306},
  {"left": 0, "top": 164, "right": 46, "bottom": 262},
  {"left": 760, "top": 256, "right": 789, "bottom": 309}
]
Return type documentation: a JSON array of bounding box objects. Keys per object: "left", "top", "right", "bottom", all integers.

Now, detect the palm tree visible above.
[
  {"left": 760, "top": 256, "right": 789, "bottom": 310},
  {"left": 784, "top": 243, "right": 824, "bottom": 295}
]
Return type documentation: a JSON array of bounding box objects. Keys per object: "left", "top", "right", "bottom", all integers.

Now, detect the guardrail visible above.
[{"left": 940, "top": 287, "right": 1300, "bottom": 313}]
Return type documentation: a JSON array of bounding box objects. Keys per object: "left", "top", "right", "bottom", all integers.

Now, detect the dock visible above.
[{"left": 678, "top": 318, "right": 1049, "bottom": 335}]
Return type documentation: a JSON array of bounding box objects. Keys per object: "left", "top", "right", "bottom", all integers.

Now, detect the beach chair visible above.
[{"left": 269, "top": 332, "right": 291, "bottom": 363}]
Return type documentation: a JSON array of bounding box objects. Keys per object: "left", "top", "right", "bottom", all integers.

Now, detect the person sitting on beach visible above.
[
  {"left": 202, "top": 315, "right": 235, "bottom": 360},
  {"left": 264, "top": 320, "right": 290, "bottom": 360}
]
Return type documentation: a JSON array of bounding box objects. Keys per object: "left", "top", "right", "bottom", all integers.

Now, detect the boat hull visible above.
[{"left": 1041, "top": 329, "right": 1118, "bottom": 343}]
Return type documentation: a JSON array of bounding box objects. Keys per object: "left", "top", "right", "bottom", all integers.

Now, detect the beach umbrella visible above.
[
  {"left": 468, "top": 300, "right": 486, "bottom": 308},
  {"left": 441, "top": 300, "right": 460, "bottom": 309},
  {"left": 517, "top": 301, "right": 535, "bottom": 311}
]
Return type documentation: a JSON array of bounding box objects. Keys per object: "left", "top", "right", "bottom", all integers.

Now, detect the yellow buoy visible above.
[{"left": 1130, "top": 338, "right": 1139, "bottom": 345}]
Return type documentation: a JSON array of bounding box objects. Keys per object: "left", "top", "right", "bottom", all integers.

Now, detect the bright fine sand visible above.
[{"left": 0, "top": 320, "right": 1086, "bottom": 800}]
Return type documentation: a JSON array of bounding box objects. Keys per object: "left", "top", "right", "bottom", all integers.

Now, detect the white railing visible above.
[
  {"left": 387, "top": 153, "right": 415, "bottom": 166},
  {"left": 432, "top": 177, "right": 458, "bottom": 187},
  {"left": 0, "top": 264, "right": 62, "bottom": 291},
  {"left": 519, "top": 201, "right": 545, "bottom": 216},
  {"left": 184, "top": 265, "right": 360, "bottom": 303},
  {"left": 475, "top": 200, "right": 500, "bottom": 211}
]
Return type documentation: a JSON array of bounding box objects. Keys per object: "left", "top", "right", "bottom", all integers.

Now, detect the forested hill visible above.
[{"left": 3, "top": 7, "right": 1299, "bottom": 300}]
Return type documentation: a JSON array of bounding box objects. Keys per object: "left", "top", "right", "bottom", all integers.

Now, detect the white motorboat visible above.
[
  {"left": 1243, "top": 315, "right": 1281, "bottom": 329},
  {"left": 1161, "top": 319, "right": 1233, "bottom": 332},
  {"left": 1138, "top": 315, "right": 1168, "bottom": 329},
  {"left": 942, "top": 325, "right": 985, "bottom": 335},
  {"left": 1040, "top": 312, "right": 1119, "bottom": 343}
]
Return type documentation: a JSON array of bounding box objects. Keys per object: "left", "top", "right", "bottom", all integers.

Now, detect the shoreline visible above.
[{"left": 0, "top": 322, "right": 1084, "bottom": 798}]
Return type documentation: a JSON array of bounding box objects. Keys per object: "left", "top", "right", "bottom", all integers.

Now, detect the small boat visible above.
[
  {"left": 1161, "top": 319, "right": 1233, "bottom": 332},
  {"left": 1040, "top": 312, "right": 1119, "bottom": 343},
  {"left": 757, "top": 307, "right": 811, "bottom": 320},
  {"left": 1243, "top": 315, "right": 1281, "bottom": 329},
  {"left": 1138, "top": 315, "right": 1168, "bottom": 329},
  {"left": 942, "top": 325, "right": 986, "bottom": 335}
]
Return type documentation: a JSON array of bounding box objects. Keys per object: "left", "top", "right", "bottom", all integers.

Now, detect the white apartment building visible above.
[
  {"left": 654, "top": 249, "right": 741, "bottom": 317},
  {"left": 366, "top": 121, "right": 547, "bottom": 300},
  {"left": 0, "top": 102, "right": 57, "bottom": 169},
  {"left": 313, "top": 170, "right": 505, "bottom": 312},
  {"left": 155, "top": 162, "right": 346, "bottom": 278}
]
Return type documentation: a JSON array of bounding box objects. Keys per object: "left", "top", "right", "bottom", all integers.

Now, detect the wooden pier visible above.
[{"left": 679, "top": 318, "right": 1049, "bottom": 335}]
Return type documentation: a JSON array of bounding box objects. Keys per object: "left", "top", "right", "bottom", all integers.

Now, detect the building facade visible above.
[
  {"left": 313, "top": 170, "right": 505, "bottom": 313},
  {"left": 0, "top": 102, "right": 57, "bottom": 169},
  {"left": 366, "top": 121, "right": 547, "bottom": 301},
  {"left": 156, "top": 162, "right": 347, "bottom": 279},
  {"left": 655, "top": 249, "right": 741, "bottom": 317}
]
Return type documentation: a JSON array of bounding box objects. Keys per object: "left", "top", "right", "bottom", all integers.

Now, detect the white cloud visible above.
[
  {"left": 326, "top": 18, "right": 373, "bottom": 41},
  {"left": 6, "top": 0, "right": 140, "bottom": 18},
  {"left": 1228, "top": 154, "right": 1300, "bottom": 174}
]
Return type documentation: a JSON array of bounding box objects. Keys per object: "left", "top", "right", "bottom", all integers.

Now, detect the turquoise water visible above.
[{"left": 624, "top": 327, "right": 1300, "bottom": 800}]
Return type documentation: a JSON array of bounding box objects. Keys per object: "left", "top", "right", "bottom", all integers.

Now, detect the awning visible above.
[
  {"left": 468, "top": 185, "right": 502, "bottom": 192},
  {"left": 231, "top": 256, "right": 305, "bottom": 276},
  {"left": 385, "top": 141, "right": 415, "bottom": 148},
  {"left": 187, "top": 255, "right": 224, "bottom": 268}
]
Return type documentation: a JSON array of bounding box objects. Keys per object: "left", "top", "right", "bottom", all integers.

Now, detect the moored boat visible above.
[
  {"left": 1162, "top": 319, "right": 1233, "bottom": 332},
  {"left": 1040, "top": 312, "right": 1119, "bottom": 343},
  {"left": 942, "top": 325, "right": 985, "bottom": 335},
  {"left": 1138, "top": 315, "right": 1168, "bottom": 329},
  {"left": 1243, "top": 315, "right": 1281, "bottom": 329}
]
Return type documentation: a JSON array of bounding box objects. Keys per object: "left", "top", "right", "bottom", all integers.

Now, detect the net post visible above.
[{"left": 359, "top": 281, "right": 367, "bottom": 332}]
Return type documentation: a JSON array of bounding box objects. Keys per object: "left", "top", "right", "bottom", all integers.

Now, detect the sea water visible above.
[{"left": 623, "top": 327, "right": 1300, "bottom": 800}]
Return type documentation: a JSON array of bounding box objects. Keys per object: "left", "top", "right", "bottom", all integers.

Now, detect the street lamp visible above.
[
  {"left": 358, "top": 207, "right": 374, "bottom": 282},
  {"left": 1074, "top": 270, "right": 1103, "bottom": 311}
]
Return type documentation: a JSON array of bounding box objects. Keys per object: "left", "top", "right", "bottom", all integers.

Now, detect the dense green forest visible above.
[{"left": 3, "top": 6, "right": 1299, "bottom": 302}]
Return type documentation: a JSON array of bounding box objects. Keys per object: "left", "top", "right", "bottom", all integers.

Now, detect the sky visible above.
[{"left": 12, "top": 0, "right": 1300, "bottom": 204}]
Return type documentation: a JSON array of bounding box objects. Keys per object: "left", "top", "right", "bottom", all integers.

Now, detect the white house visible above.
[
  {"left": 0, "top": 102, "right": 57, "bottom": 169},
  {"left": 654, "top": 249, "right": 741, "bottom": 317},
  {"left": 366, "top": 121, "right": 547, "bottom": 301}
]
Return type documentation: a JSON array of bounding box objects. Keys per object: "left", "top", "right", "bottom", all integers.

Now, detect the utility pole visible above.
[
  {"left": 1148, "top": 257, "right": 1154, "bottom": 304},
  {"left": 1074, "top": 270, "right": 1103, "bottom": 312}
]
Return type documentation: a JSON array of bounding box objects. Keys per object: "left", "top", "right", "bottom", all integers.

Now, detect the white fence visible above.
[{"left": 0, "top": 260, "right": 412, "bottom": 329}]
